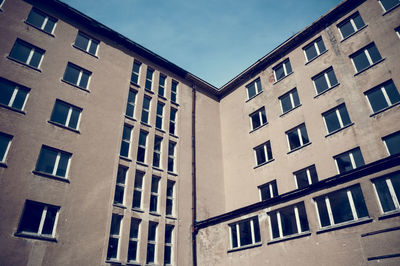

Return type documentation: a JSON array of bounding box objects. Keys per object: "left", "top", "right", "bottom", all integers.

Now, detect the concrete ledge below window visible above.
[
  {"left": 367, "top": 253, "right": 400, "bottom": 261},
  {"left": 32, "top": 171, "right": 70, "bottom": 183},
  {"left": 249, "top": 122, "right": 268, "bottom": 134},
  {"left": 171, "top": 101, "right": 180, "bottom": 107},
  {"left": 361, "top": 225, "right": 400, "bottom": 237},
  {"left": 7, "top": 56, "right": 42, "bottom": 72},
  {"left": 245, "top": 91, "right": 263, "bottom": 103},
  {"left": 149, "top": 212, "right": 161, "bottom": 217},
  {"left": 132, "top": 208, "right": 144, "bottom": 213},
  {"left": 140, "top": 122, "right": 152, "bottom": 128},
  {"left": 287, "top": 142, "right": 312, "bottom": 155},
  {"left": 370, "top": 102, "right": 400, "bottom": 117},
  {"left": 227, "top": 242, "right": 262, "bottom": 253},
  {"left": 316, "top": 217, "right": 372, "bottom": 234},
  {"left": 382, "top": 3, "right": 400, "bottom": 16},
  {"left": 152, "top": 166, "right": 164, "bottom": 172},
  {"left": 305, "top": 50, "right": 328, "bottom": 65},
  {"left": 158, "top": 95, "right": 167, "bottom": 101},
  {"left": 105, "top": 260, "right": 122, "bottom": 265},
  {"left": 72, "top": 44, "right": 98, "bottom": 58},
  {"left": 169, "top": 133, "right": 179, "bottom": 139},
  {"left": 168, "top": 171, "right": 178, "bottom": 177},
  {"left": 130, "top": 82, "right": 140, "bottom": 88},
  {"left": 0, "top": 162, "right": 7, "bottom": 168},
  {"left": 124, "top": 115, "right": 137, "bottom": 122},
  {"left": 14, "top": 232, "right": 57, "bottom": 242},
  {"left": 113, "top": 203, "right": 126, "bottom": 209},
  {"left": 314, "top": 83, "right": 340, "bottom": 99},
  {"left": 119, "top": 156, "right": 132, "bottom": 162},
  {"left": 0, "top": 103, "right": 26, "bottom": 114},
  {"left": 267, "top": 231, "right": 311, "bottom": 245},
  {"left": 48, "top": 121, "right": 80, "bottom": 134},
  {"left": 279, "top": 104, "right": 302, "bottom": 117},
  {"left": 155, "top": 128, "right": 165, "bottom": 134},
  {"left": 24, "top": 21, "right": 56, "bottom": 37},
  {"left": 378, "top": 210, "right": 400, "bottom": 220},
  {"left": 136, "top": 161, "right": 148, "bottom": 167},
  {"left": 253, "top": 159, "right": 275, "bottom": 169},
  {"left": 126, "top": 261, "right": 141, "bottom": 266},
  {"left": 273, "top": 71, "right": 293, "bottom": 85},
  {"left": 145, "top": 89, "right": 154, "bottom": 95},
  {"left": 325, "top": 123, "right": 354, "bottom": 138},
  {"left": 61, "top": 79, "right": 90, "bottom": 93},
  {"left": 340, "top": 24, "right": 368, "bottom": 43},
  {"left": 166, "top": 215, "right": 177, "bottom": 220},
  {"left": 354, "top": 58, "right": 385, "bottom": 77}
]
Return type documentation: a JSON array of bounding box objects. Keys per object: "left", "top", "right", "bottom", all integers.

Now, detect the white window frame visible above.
[
  {"left": 145, "top": 68, "right": 154, "bottom": 91},
  {"left": 293, "top": 165, "right": 317, "bottom": 189},
  {"left": 382, "top": 131, "right": 400, "bottom": 156},
  {"left": 286, "top": 124, "right": 309, "bottom": 151},
  {"left": 137, "top": 130, "right": 148, "bottom": 163},
  {"left": 10, "top": 40, "right": 44, "bottom": 68},
  {"left": 258, "top": 180, "right": 277, "bottom": 201},
  {"left": 131, "top": 61, "right": 141, "bottom": 84},
  {"left": 0, "top": 0, "right": 4, "bottom": 9},
  {"left": 322, "top": 104, "right": 351, "bottom": 134},
  {"left": 350, "top": 43, "right": 382, "bottom": 73},
  {"left": 379, "top": 0, "right": 400, "bottom": 12},
  {"left": 245, "top": 78, "right": 262, "bottom": 99},
  {"left": 166, "top": 180, "right": 175, "bottom": 216},
  {"left": 229, "top": 217, "right": 260, "bottom": 249},
  {"left": 128, "top": 218, "right": 141, "bottom": 263},
  {"left": 312, "top": 67, "right": 338, "bottom": 95},
  {"left": 396, "top": 26, "right": 400, "bottom": 38},
  {"left": 249, "top": 107, "right": 267, "bottom": 130},
  {"left": 303, "top": 36, "right": 326, "bottom": 62},
  {"left": 337, "top": 12, "right": 365, "bottom": 39},
  {"left": 36, "top": 146, "right": 71, "bottom": 178},
  {"left": 74, "top": 31, "right": 99, "bottom": 55},
  {"left": 372, "top": 174, "right": 400, "bottom": 214},
  {"left": 0, "top": 133, "right": 12, "bottom": 163},
  {"left": 279, "top": 88, "right": 300, "bottom": 114},
  {"left": 132, "top": 171, "right": 144, "bottom": 210},
  {"left": 0, "top": 78, "right": 30, "bottom": 111},
  {"left": 334, "top": 148, "right": 363, "bottom": 174},
  {"left": 156, "top": 101, "right": 164, "bottom": 130},
  {"left": 273, "top": 59, "right": 292, "bottom": 82},
  {"left": 169, "top": 107, "right": 178, "bottom": 136},
  {"left": 149, "top": 176, "right": 160, "bottom": 213},
  {"left": 168, "top": 141, "right": 176, "bottom": 173},
  {"left": 171, "top": 80, "right": 178, "bottom": 103},
  {"left": 364, "top": 80, "right": 400, "bottom": 114},
  {"left": 50, "top": 100, "right": 82, "bottom": 130},
  {"left": 63, "top": 63, "right": 91, "bottom": 89},
  {"left": 26, "top": 8, "right": 57, "bottom": 34},
  {"left": 153, "top": 135, "right": 162, "bottom": 168},
  {"left": 253, "top": 141, "right": 273, "bottom": 166},
  {"left": 141, "top": 96, "right": 151, "bottom": 124}
]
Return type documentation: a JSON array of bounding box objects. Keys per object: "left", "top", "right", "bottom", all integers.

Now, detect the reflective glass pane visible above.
[
  {"left": 10, "top": 42, "right": 31, "bottom": 63},
  {"left": 317, "top": 38, "right": 326, "bottom": 53},
  {"left": 390, "top": 173, "right": 400, "bottom": 204},
  {"left": 325, "top": 110, "right": 341, "bottom": 133},
  {"left": 89, "top": 40, "right": 98, "bottom": 55},
  {"left": 68, "top": 108, "right": 80, "bottom": 129},
  {"left": 314, "top": 74, "right": 329, "bottom": 94},
  {"left": 275, "top": 66, "right": 285, "bottom": 81},
  {"left": 316, "top": 198, "right": 331, "bottom": 227},
  {"left": 42, "top": 207, "right": 57, "bottom": 235},
  {"left": 120, "top": 141, "right": 129, "bottom": 157},
  {"left": 295, "top": 169, "right": 309, "bottom": 189},
  {"left": 0, "top": 134, "right": 11, "bottom": 161},
  {"left": 130, "top": 219, "right": 140, "bottom": 238},
  {"left": 168, "top": 157, "right": 174, "bottom": 172},
  {"left": 150, "top": 195, "right": 158, "bottom": 212},
  {"left": 288, "top": 130, "right": 301, "bottom": 150},
  {"left": 55, "top": 152, "right": 69, "bottom": 177},
  {"left": 141, "top": 110, "right": 149, "bottom": 123},
  {"left": 292, "top": 90, "right": 300, "bottom": 107},
  {"left": 51, "top": 101, "right": 69, "bottom": 125},
  {"left": 132, "top": 190, "right": 142, "bottom": 208},
  {"left": 351, "top": 186, "right": 369, "bottom": 218},
  {"left": 269, "top": 212, "right": 280, "bottom": 238},
  {"left": 148, "top": 222, "right": 157, "bottom": 241},
  {"left": 385, "top": 81, "right": 400, "bottom": 105},
  {"left": 134, "top": 172, "right": 143, "bottom": 188},
  {"left": 19, "top": 202, "right": 43, "bottom": 233},
  {"left": 12, "top": 88, "right": 28, "bottom": 110},
  {"left": 79, "top": 71, "right": 90, "bottom": 88},
  {"left": 260, "top": 185, "right": 271, "bottom": 200},
  {"left": 36, "top": 147, "right": 57, "bottom": 174},
  {"left": 255, "top": 146, "right": 266, "bottom": 165},
  {"left": 128, "top": 241, "right": 138, "bottom": 261},
  {"left": 146, "top": 243, "right": 155, "bottom": 263},
  {"left": 238, "top": 220, "right": 252, "bottom": 246},
  {"left": 75, "top": 33, "right": 89, "bottom": 51},
  {"left": 27, "top": 9, "right": 45, "bottom": 29},
  {"left": 253, "top": 218, "right": 261, "bottom": 242},
  {"left": 300, "top": 126, "right": 309, "bottom": 145},
  {"left": 64, "top": 65, "right": 80, "bottom": 85},
  {"left": 43, "top": 18, "right": 56, "bottom": 33},
  {"left": 280, "top": 206, "right": 297, "bottom": 236},
  {"left": 339, "top": 105, "right": 351, "bottom": 126},
  {"left": 385, "top": 132, "right": 400, "bottom": 155},
  {"left": 0, "top": 79, "right": 15, "bottom": 106},
  {"left": 114, "top": 185, "right": 124, "bottom": 204},
  {"left": 166, "top": 199, "right": 173, "bottom": 215},
  {"left": 352, "top": 51, "right": 370, "bottom": 72},
  {"left": 353, "top": 14, "right": 365, "bottom": 29},
  {"left": 367, "top": 44, "right": 382, "bottom": 63},
  {"left": 281, "top": 94, "right": 292, "bottom": 113},
  {"left": 247, "top": 83, "right": 256, "bottom": 98},
  {"left": 285, "top": 60, "right": 292, "bottom": 74},
  {"left": 339, "top": 21, "right": 355, "bottom": 38},
  {"left": 164, "top": 246, "right": 171, "bottom": 264},
  {"left": 251, "top": 114, "right": 260, "bottom": 129},
  {"left": 139, "top": 131, "right": 147, "bottom": 146},
  {"left": 29, "top": 50, "right": 43, "bottom": 68},
  {"left": 380, "top": 0, "right": 399, "bottom": 11},
  {"left": 106, "top": 237, "right": 119, "bottom": 259},
  {"left": 137, "top": 147, "right": 145, "bottom": 162},
  {"left": 367, "top": 88, "right": 388, "bottom": 113},
  {"left": 329, "top": 190, "right": 353, "bottom": 224},
  {"left": 305, "top": 44, "right": 317, "bottom": 61},
  {"left": 352, "top": 148, "right": 365, "bottom": 168},
  {"left": 327, "top": 69, "right": 338, "bottom": 86},
  {"left": 336, "top": 153, "right": 353, "bottom": 173}
]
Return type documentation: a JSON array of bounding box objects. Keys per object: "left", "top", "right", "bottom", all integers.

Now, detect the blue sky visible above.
[{"left": 62, "top": 0, "right": 342, "bottom": 87}]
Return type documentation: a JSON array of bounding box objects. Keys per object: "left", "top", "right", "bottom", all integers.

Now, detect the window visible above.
[
  {"left": 145, "top": 68, "right": 154, "bottom": 91},
  {"left": 279, "top": 88, "right": 300, "bottom": 114},
  {"left": 50, "top": 100, "right": 81, "bottom": 130},
  {"left": 166, "top": 180, "right": 175, "bottom": 216},
  {"left": 132, "top": 171, "right": 144, "bottom": 209},
  {"left": 365, "top": 80, "right": 400, "bottom": 114},
  {"left": 146, "top": 221, "right": 158, "bottom": 264},
  {"left": 0, "top": 0, "right": 4, "bottom": 9},
  {"left": 159, "top": 74, "right": 166, "bottom": 97},
  {"left": 17, "top": 200, "right": 59, "bottom": 239},
  {"left": 107, "top": 214, "right": 122, "bottom": 260},
  {"left": 74, "top": 32, "right": 99, "bottom": 56},
  {"left": 0, "top": 78, "right": 29, "bottom": 111},
  {"left": 156, "top": 102, "right": 164, "bottom": 130},
  {"left": 137, "top": 130, "right": 148, "bottom": 163},
  {"left": 303, "top": 37, "right": 326, "bottom": 62},
  {"left": 168, "top": 141, "right": 176, "bottom": 173},
  {"left": 171, "top": 80, "right": 178, "bottom": 103},
  {"left": 164, "top": 225, "right": 174, "bottom": 265},
  {"left": 113, "top": 166, "right": 127, "bottom": 206},
  {"left": 286, "top": 124, "right": 310, "bottom": 151},
  {"left": 383, "top": 131, "right": 400, "bottom": 155},
  {"left": 131, "top": 61, "right": 141, "bottom": 84},
  {"left": 268, "top": 202, "right": 309, "bottom": 239},
  {"left": 169, "top": 108, "right": 177, "bottom": 135},
  {"left": 63, "top": 63, "right": 91, "bottom": 89},
  {"left": 294, "top": 165, "right": 318, "bottom": 189},
  {"left": 153, "top": 135, "right": 162, "bottom": 168},
  {"left": 350, "top": 43, "right": 382, "bottom": 73},
  {"left": 254, "top": 141, "right": 273, "bottom": 166},
  {"left": 379, "top": 0, "right": 400, "bottom": 12},
  {"left": 149, "top": 176, "right": 161, "bottom": 213},
  {"left": 141, "top": 96, "right": 151, "bottom": 124},
  {"left": 373, "top": 172, "right": 400, "bottom": 214},
  {"left": 338, "top": 12, "right": 365, "bottom": 39},
  {"left": 128, "top": 218, "right": 141, "bottom": 262},
  {"left": 314, "top": 185, "right": 369, "bottom": 228},
  {"left": 246, "top": 78, "right": 262, "bottom": 99},
  {"left": 312, "top": 67, "right": 338, "bottom": 95},
  {"left": 9, "top": 39, "right": 44, "bottom": 69},
  {"left": 273, "top": 59, "right": 292, "bottom": 82},
  {"left": 26, "top": 8, "right": 57, "bottom": 34},
  {"left": 396, "top": 26, "right": 400, "bottom": 38},
  {"left": 120, "top": 125, "right": 132, "bottom": 158},
  {"left": 249, "top": 107, "right": 267, "bottom": 130},
  {"left": 0, "top": 132, "right": 12, "bottom": 164},
  {"left": 35, "top": 146, "right": 71, "bottom": 178},
  {"left": 322, "top": 104, "right": 352, "bottom": 134},
  {"left": 229, "top": 216, "right": 261, "bottom": 249},
  {"left": 125, "top": 89, "right": 137, "bottom": 118},
  {"left": 258, "top": 180, "right": 278, "bottom": 201},
  {"left": 334, "top": 147, "right": 365, "bottom": 174}
]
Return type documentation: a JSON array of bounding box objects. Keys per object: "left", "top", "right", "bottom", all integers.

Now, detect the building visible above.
[{"left": 0, "top": 0, "right": 399, "bottom": 265}]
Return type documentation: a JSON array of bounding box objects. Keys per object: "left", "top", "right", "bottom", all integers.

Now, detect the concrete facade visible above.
[{"left": 0, "top": 0, "right": 399, "bottom": 265}]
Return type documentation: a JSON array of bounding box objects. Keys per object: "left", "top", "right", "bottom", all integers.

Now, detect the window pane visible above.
[
  {"left": 51, "top": 102, "right": 69, "bottom": 125},
  {"left": 385, "top": 81, "right": 400, "bottom": 105},
  {"left": 146, "top": 243, "right": 155, "bottom": 263},
  {"left": 298, "top": 203, "right": 309, "bottom": 232},
  {"left": 353, "top": 51, "right": 370, "bottom": 72},
  {"left": 316, "top": 198, "right": 331, "bottom": 227},
  {"left": 295, "top": 170, "right": 309, "bottom": 189},
  {"left": 166, "top": 199, "right": 173, "bottom": 215},
  {"left": 10, "top": 42, "right": 31, "bottom": 63},
  {"left": 300, "top": 126, "right": 309, "bottom": 145},
  {"left": 55, "top": 152, "right": 69, "bottom": 177},
  {"left": 68, "top": 108, "right": 80, "bottom": 129},
  {"left": 281, "top": 94, "right": 292, "bottom": 113},
  {"left": 247, "top": 83, "right": 256, "bottom": 98},
  {"left": 285, "top": 60, "right": 292, "bottom": 74},
  {"left": 0, "top": 134, "right": 11, "bottom": 161},
  {"left": 391, "top": 173, "right": 400, "bottom": 204},
  {"left": 317, "top": 38, "right": 326, "bottom": 53},
  {"left": 89, "top": 41, "right": 98, "bottom": 55},
  {"left": 120, "top": 141, "right": 129, "bottom": 157},
  {"left": 380, "top": 0, "right": 399, "bottom": 11},
  {"left": 130, "top": 219, "right": 140, "bottom": 238},
  {"left": 350, "top": 186, "right": 369, "bottom": 218},
  {"left": 367, "top": 45, "right": 382, "bottom": 63},
  {"left": 329, "top": 190, "right": 353, "bottom": 224},
  {"left": 0, "top": 79, "right": 15, "bottom": 106},
  {"left": 260, "top": 185, "right": 271, "bottom": 200},
  {"left": 43, "top": 18, "right": 56, "bottom": 33},
  {"left": 19, "top": 202, "right": 43, "bottom": 233},
  {"left": 164, "top": 245, "right": 172, "bottom": 264},
  {"left": 122, "top": 126, "right": 131, "bottom": 141},
  {"left": 150, "top": 195, "right": 158, "bottom": 212},
  {"left": 292, "top": 90, "right": 300, "bottom": 107},
  {"left": 352, "top": 148, "right": 365, "bottom": 168},
  {"left": 251, "top": 114, "right": 260, "bottom": 129},
  {"left": 64, "top": 65, "right": 79, "bottom": 85},
  {"left": 29, "top": 50, "right": 43, "bottom": 68},
  {"left": 75, "top": 33, "right": 89, "bottom": 51},
  {"left": 336, "top": 153, "right": 353, "bottom": 173},
  {"left": 314, "top": 74, "right": 329, "bottom": 94},
  {"left": 128, "top": 241, "right": 138, "bottom": 261},
  {"left": 325, "top": 110, "right": 341, "bottom": 133},
  {"left": 280, "top": 207, "right": 297, "bottom": 236},
  {"left": 107, "top": 237, "right": 119, "bottom": 259},
  {"left": 12, "top": 88, "right": 28, "bottom": 110},
  {"left": 41, "top": 207, "right": 57, "bottom": 235},
  {"left": 253, "top": 218, "right": 261, "bottom": 243},
  {"left": 275, "top": 66, "right": 285, "bottom": 81},
  {"left": 327, "top": 69, "right": 338, "bottom": 86},
  {"left": 305, "top": 45, "right": 318, "bottom": 61},
  {"left": 114, "top": 185, "right": 124, "bottom": 204},
  {"left": 309, "top": 165, "right": 319, "bottom": 184},
  {"left": 110, "top": 215, "right": 121, "bottom": 235},
  {"left": 137, "top": 147, "right": 145, "bottom": 162},
  {"left": 255, "top": 147, "right": 266, "bottom": 165},
  {"left": 79, "top": 71, "right": 90, "bottom": 88},
  {"left": 238, "top": 220, "right": 252, "bottom": 246},
  {"left": 353, "top": 14, "right": 365, "bottom": 29},
  {"left": 269, "top": 212, "right": 280, "bottom": 239},
  {"left": 340, "top": 21, "right": 355, "bottom": 38},
  {"left": 132, "top": 191, "right": 142, "bottom": 208},
  {"left": 338, "top": 105, "right": 351, "bottom": 126},
  {"left": 385, "top": 132, "right": 400, "bottom": 155},
  {"left": 148, "top": 222, "right": 157, "bottom": 241},
  {"left": 367, "top": 88, "right": 389, "bottom": 113},
  {"left": 27, "top": 9, "right": 45, "bottom": 28},
  {"left": 374, "top": 178, "right": 395, "bottom": 212},
  {"left": 288, "top": 130, "right": 301, "bottom": 150},
  {"left": 36, "top": 148, "right": 57, "bottom": 174}
]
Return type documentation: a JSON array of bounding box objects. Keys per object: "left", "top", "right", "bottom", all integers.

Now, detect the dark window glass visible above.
[
  {"left": 279, "top": 206, "right": 298, "bottom": 236},
  {"left": 316, "top": 198, "right": 331, "bottom": 227},
  {"left": 41, "top": 207, "right": 57, "bottom": 235},
  {"left": 19, "top": 202, "right": 43, "bottom": 233},
  {"left": 351, "top": 186, "right": 369, "bottom": 219},
  {"left": 329, "top": 189, "right": 354, "bottom": 224},
  {"left": 36, "top": 147, "right": 58, "bottom": 174},
  {"left": 128, "top": 241, "right": 138, "bottom": 261},
  {"left": 230, "top": 225, "right": 238, "bottom": 248},
  {"left": 238, "top": 220, "right": 252, "bottom": 246},
  {"left": 380, "top": 0, "right": 399, "bottom": 11},
  {"left": 107, "top": 237, "right": 119, "bottom": 259},
  {"left": 10, "top": 41, "right": 32, "bottom": 63},
  {"left": 384, "top": 132, "right": 400, "bottom": 155},
  {"left": 50, "top": 101, "right": 69, "bottom": 125},
  {"left": 131, "top": 62, "right": 141, "bottom": 84},
  {"left": 63, "top": 64, "right": 80, "bottom": 85},
  {"left": 269, "top": 212, "right": 280, "bottom": 239}
]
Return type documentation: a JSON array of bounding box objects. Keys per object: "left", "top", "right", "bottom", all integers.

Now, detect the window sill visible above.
[
  {"left": 316, "top": 217, "right": 372, "bottom": 234},
  {"left": 287, "top": 142, "right": 312, "bottom": 155},
  {"left": 0, "top": 162, "right": 8, "bottom": 168},
  {"left": 149, "top": 212, "right": 161, "bottom": 217},
  {"left": 279, "top": 104, "right": 302, "bottom": 117},
  {"left": 340, "top": 24, "right": 368, "bottom": 43},
  {"left": 32, "top": 170, "right": 70, "bottom": 183},
  {"left": 158, "top": 95, "right": 167, "bottom": 101},
  {"left": 14, "top": 232, "right": 57, "bottom": 242},
  {"left": 125, "top": 115, "right": 137, "bottom": 122},
  {"left": 168, "top": 171, "right": 178, "bottom": 177},
  {"left": 305, "top": 50, "right": 328, "bottom": 65},
  {"left": 382, "top": 3, "right": 400, "bottom": 16},
  {"left": 152, "top": 166, "right": 164, "bottom": 172},
  {"left": 113, "top": 203, "right": 126, "bottom": 209},
  {"left": 325, "top": 123, "right": 354, "bottom": 138},
  {"left": 267, "top": 231, "right": 311, "bottom": 245},
  {"left": 119, "top": 156, "right": 132, "bottom": 162},
  {"left": 253, "top": 159, "right": 275, "bottom": 169},
  {"left": 370, "top": 101, "right": 400, "bottom": 117},
  {"left": 145, "top": 89, "right": 154, "bottom": 95},
  {"left": 245, "top": 91, "right": 263, "bottom": 103},
  {"left": 378, "top": 210, "right": 400, "bottom": 220},
  {"left": 0, "top": 103, "right": 26, "bottom": 114},
  {"left": 140, "top": 122, "right": 152, "bottom": 128},
  {"left": 171, "top": 101, "right": 179, "bottom": 107},
  {"left": 273, "top": 71, "right": 293, "bottom": 85},
  {"left": 314, "top": 83, "right": 340, "bottom": 98},
  {"left": 249, "top": 122, "right": 268, "bottom": 134},
  {"left": 227, "top": 242, "right": 262, "bottom": 253},
  {"left": 354, "top": 58, "right": 385, "bottom": 77},
  {"left": 48, "top": 121, "right": 80, "bottom": 134},
  {"left": 136, "top": 161, "right": 148, "bottom": 167},
  {"left": 7, "top": 56, "right": 42, "bottom": 72},
  {"left": 132, "top": 208, "right": 144, "bottom": 213},
  {"left": 61, "top": 79, "right": 90, "bottom": 93},
  {"left": 72, "top": 44, "right": 98, "bottom": 59},
  {"left": 126, "top": 261, "right": 141, "bottom": 266},
  {"left": 169, "top": 133, "right": 179, "bottom": 139},
  {"left": 155, "top": 128, "right": 165, "bottom": 134},
  {"left": 24, "top": 21, "right": 55, "bottom": 37},
  {"left": 130, "top": 82, "right": 140, "bottom": 88},
  {"left": 105, "top": 260, "right": 122, "bottom": 265},
  {"left": 166, "top": 215, "right": 177, "bottom": 220}
]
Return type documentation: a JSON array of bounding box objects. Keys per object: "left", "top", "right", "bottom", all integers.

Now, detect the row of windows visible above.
[
  {"left": 112, "top": 166, "right": 176, "bottom": 217},
  {"left": 230, "top": 172, "right": 400, "bottom": 250},
  {"left": 106, "top": 214, "right": 175, "bottom": 265},
  {"left": 256, "top": 132, "right": 400, "bottom": 201}
]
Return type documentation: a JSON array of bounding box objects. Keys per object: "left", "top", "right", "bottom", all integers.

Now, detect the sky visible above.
[{"left": 61, "top": 0, "right": 342, "bottom": 87}]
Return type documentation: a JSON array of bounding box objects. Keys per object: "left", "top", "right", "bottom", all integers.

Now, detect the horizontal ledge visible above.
[
  {"left": 32, "top": 171, "right": 70, "bottom": 183},
  {"left": 24, "top": 21, "right": 56, "bottom": 37},
  {"left": 14, "top": 232, "right": 57, "bottom": 242},
  {"left": 316, "top": 218, "right": 372, "bottom": 234},
  {"left": 279, "top": 104, "right": 302, "bottom": 117},
  {"left": 267, "top": 232, "right": 311, "bottom": 245},
  {"left": 368, "top": 253, "right": 400, "bottom": 261},
  {"left": 228, "top": 242, "right": 262, "bottom": 253},
  {"left": 72, "top": 44, "right": 99, "bottom": 58},
  {"left": 0, "top": 103, "right": 26, "bottom": 114},
  {"left": 340, "top": 24, "right": 368, "bottom": 43},
  {"left": 245, "top": 91, "right": 263, "bottom": 103},
  {"left": 324, "top": 123, "right": 354, "bottom": 137},
  {"left": 287, "top": 142, "right": 312, "bottom": 154},
  {"left": 369, "top": 101, "right": 400, "bottom": 117},
  {"left": 61, "top": 79, "right": 90, "bottom": 92},
  {"left": 7, "top": 56, "right": 42, "bottom": 72},
  {"left": 313, "top": 83, "right": 340, "bottom": 99},
  {"left": 48, "top": 121, "right": 80, "bottom": 134},
  {"left": 253, "top": 159, "right": 275, "bottom": 169},
  {"left": 361, "top": 225, "right": 400, "bottom": 237},
  {"left": 249, "top": 122, "right": 269, "bottom": 134},
  {"left": 273, "top": 71, "right": 294, "bottom": 85},
  {"left": 353, "top": 58, "right": 385, "bottom": 77},
  {"left": 304, "top": 50, "right": 328, "bottom": 65}
]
